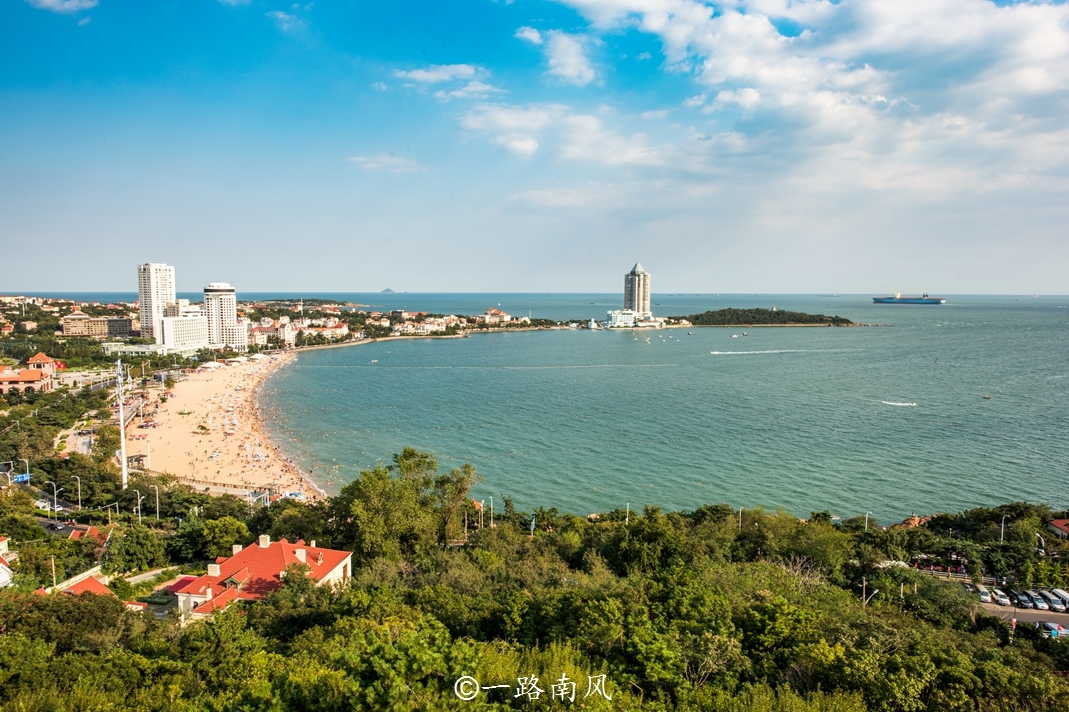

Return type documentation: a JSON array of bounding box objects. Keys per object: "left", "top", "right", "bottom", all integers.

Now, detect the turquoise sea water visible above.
[{"left": 259, "top": 294, "right": 1069, "bottom": 524}]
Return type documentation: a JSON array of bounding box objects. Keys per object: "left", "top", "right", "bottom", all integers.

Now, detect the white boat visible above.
[{"left": 731, "top": 334, "right": 739, "bottom": 338}]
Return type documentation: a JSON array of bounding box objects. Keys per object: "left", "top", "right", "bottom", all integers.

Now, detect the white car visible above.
[
  {"left": 990, "top": 588, "right": 1011, "bottom": 606},
  {"left": 34, "top": 499, "right": 50, "bottom": 510}
]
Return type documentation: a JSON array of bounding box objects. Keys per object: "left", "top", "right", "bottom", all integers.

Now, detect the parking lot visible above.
[{"left": 982, "top": 602, "right": 1069, "bottom": 627}]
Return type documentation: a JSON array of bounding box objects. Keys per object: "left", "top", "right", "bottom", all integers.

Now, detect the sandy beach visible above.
[{"left": 123, "top": 354, "right": 324, "bottom": 501}]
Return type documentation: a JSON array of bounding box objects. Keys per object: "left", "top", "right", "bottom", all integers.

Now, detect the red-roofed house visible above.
[
  {"left": 26, "top": 352, "right": 58, "bottom": 376},
  {"left": 166, "top": 575, "right": 199, "bottom": 595},
  {"left": 63, "top": 576, "right": 114, "bottom": 596},
  {"left": 0, "top": 366, "right": 54, "bottom": 395},
  {"left": 1047, "top": 519, "right": 1069, "bottom": 540},
  {"left": 176, "top": 535, "right": 351, "bottom": 618},
  {"left": 0, "top": 537, "right": 13, "bottom": 589},
  {"left": 68, "top": 525, "right": 106, "bottom": 545}
]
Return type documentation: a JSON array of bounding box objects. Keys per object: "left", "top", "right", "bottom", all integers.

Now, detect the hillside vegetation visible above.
[
  {"left": 681, "top": 308, "right": 854, "bottom": 326},
  {"left": 1, "top": 448, "right": 1067, "bottom": 711}
]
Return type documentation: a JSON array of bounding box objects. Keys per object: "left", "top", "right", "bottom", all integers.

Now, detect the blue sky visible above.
[{"left": 2, "top": 0, "right": 1068, "bottom": 293}]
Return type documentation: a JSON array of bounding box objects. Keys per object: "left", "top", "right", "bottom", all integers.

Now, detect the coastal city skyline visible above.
[{"left": 3, "top": 1, "right": 1068, "bottom": 294}]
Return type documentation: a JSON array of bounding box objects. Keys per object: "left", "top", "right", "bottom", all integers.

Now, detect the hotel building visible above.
[
  {"left": 204, "top": 282, "right": 245, "bottom": 351},
  {"left": 624, "top": 262, "right": 652, "bottom": 317},
  {"left": 137, "top": 263, "right": 176, "bottom": 343}
]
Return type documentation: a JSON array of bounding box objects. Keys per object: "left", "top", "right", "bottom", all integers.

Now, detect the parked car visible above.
[
  {"left": 1039, "top": 590, "right": 1066, "bottom": 613},
  {"left": 34, "top": 499, "right": 49, "bottom": 510},
  {"left": 1009, "top": 590, "right": 1034, "bottom": 608},
  {"left": 1026, "top": 590, "right": 1050, "bottom": 610},
  {"left": 974, "top": 584, "right": 991, "bottom": 603},
  {"left": 1052, "top": 588, "right": 1069, "bottom": 608},
  {"left": 1039, "top": 622, "right": 1064, "bottom": 639},
  {"left": 990, "top": 588, "right": 1011, "bottom": 606}
]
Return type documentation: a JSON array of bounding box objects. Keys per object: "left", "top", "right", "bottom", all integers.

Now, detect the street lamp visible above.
[
  {"left": 44, "top": 480, "right": 63, "bottom": 521},
  {"left": 133, "top": 489, "right": 144, "bottom": 524},
  {"left": 739, "top": 506, "right": 744, "bottom": 530},
  {"left": 72, "top": 475, "right": 81, "bottom": 511},
  {"left": 18, "top": 458, "right": 29, "bottom": 476},
  {"left": 865, "top": 512, "right": 873, "bottom": 532},
  {"left": 150, "top": 484, "right": 160, "bottom": 520},
  {"left": 1000, "top": 515, "right": 1010, "bottom": 543},
  {"left": 860, "top": 576, "right": 880, "bottom": 606}
]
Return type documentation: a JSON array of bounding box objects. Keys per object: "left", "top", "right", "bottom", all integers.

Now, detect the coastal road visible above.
[{"left": 982, "top": 602, "right": 1069, "bottom": 627}]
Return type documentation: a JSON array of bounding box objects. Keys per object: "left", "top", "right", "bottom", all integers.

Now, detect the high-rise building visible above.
[
  {"left": 203, "top": 282, "right": 238, "bottom": 349},
  {"left": 624, "top": 262, "right": 652, "bottom": 317},
  {"left": 159, "top": 300, "right": 209, "bottom": 354},
  {"left": 137, "top": 263, "right": 176, "bottom": 343}
]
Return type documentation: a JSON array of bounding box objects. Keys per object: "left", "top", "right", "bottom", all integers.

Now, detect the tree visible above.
[
  {"left": 102, "top": 524, "right": 167, "bottom": 574},
  {"left": 203, "top": 517, "right": 250, "bottom": 559}
]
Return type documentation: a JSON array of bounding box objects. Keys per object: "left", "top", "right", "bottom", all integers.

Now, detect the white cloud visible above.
[
  {"left": 348, "top": 154, "right": 423, "bottom": 173},
  {"left": 25, "top": 0, "right": 96, "bottom": 13},
  {"left": 545, "top": 31, "right": 597, "bottom": 85},
  {"left": 640, "top": 109, "right": 669, "bottom": 119},
  {"left": 435, "top": 80, "right": 507, "bottom": 101},
  {"left": 546, "top": 0, "right": 1069, "bottom": 195},
  {"left": 77, "top": 15, "right": 90, "bottom": 25},
  {"left": 217, "top": 0, "right": 250, "bottom": 5},
  {"left": 266, "top": 10, "right": 303, "bottom": 33},
  {"left": 394, "top": 64, "right": 477, "bottom": 83},
  {"left": 515, "top": 26, "right": 543, "bottom": 44},
  {"left": 371, "top": 82, "right": 388, "bottom": 91},
  {"left": 712, "top": 87, "right": 761, "bottom": 109},
  {"left": 494, "top": 134, "right": 541, "bottom": 155}
]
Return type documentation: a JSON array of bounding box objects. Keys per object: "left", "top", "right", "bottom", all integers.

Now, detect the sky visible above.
[{"left": 1, "top": 0, "right": 1068, "bottom": 294}]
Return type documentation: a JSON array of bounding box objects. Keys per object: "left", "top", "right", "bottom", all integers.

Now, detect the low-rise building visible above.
[
  {"left": 0, "top": 538, "right": 14, "bottom": 589},
  {"left": 478, "top": 308, "right": 511, "bottom": 325},
  {"left": 1047, "top": 519, "right": 1069, "bottom": 540},
  {"left": 0, "top": 353, "right": 57, "bottom": 395},
  {"left": 60, "top": 311, "right": 134, "bottom": 337},
  {"left": 175, "top": 535, "right": 351, "bottom": 618}
]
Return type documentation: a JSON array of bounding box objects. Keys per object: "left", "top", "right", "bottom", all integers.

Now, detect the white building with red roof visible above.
[
  {"left": 176, "top": 535, "right": 351, "bottom": 618},
  {"left": 0, "top": 537, "right": 14, "bottom": 588},
  {"left": 1047, "top": 519, "right": 1069, "bottom": 540}
]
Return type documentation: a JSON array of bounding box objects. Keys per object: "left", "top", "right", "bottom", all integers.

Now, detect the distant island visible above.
[
  {"left": 678, "top": 307, "right": 854, "bottom": 326},
  {"left": 381, "top": 288, "right": 395, "bottom": 293}
]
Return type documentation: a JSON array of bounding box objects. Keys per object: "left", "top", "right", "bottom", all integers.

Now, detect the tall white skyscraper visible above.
[
  {"left": 137, "top": 263, "right": 176, "bottom": 343},
  {"left": 624, "top": 262, "right": 652, "bottom": 317},
  {"left": 203, "top": 282, "right": 238, "bottom": 349}
]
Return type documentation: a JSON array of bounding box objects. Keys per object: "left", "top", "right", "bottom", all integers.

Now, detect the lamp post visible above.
[
  {"left": 489, "top": 496, "right": 494, "bottom": 528},
  {"left": 116, "top": 359, "right": 129, "bottom": 489},
  {"left": 738, "top": 506, "right": 744, "bottom": 530},
  {"left": 1000, "top": 515, "right": 1010, "bottom": 543},
  {"left": 44, "top": 480, "right": 63, "bottom": 521},
  {"left": 133, "top": 489, "right": 144, "bottom": 524},
  {"left": 150, "top": 484, "right": 160, "bottom": 520},
  {"left": 860, "top": 576, "right": 880, "bottom": 607},
  {"left": 18, "top": 458, "right": 29, "bottom": 476},
  {"left": 865, "top": 511, "right": 873, "bottom": 532}
]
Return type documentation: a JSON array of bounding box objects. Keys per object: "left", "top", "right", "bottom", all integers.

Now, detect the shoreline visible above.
[{"left": 125, "top": 354, "right": 326, "bottom": 502}]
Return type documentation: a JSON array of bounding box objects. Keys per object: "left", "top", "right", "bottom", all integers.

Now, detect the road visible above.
[{"left": 982, "top": 602, "right": 1069, "bottom": 627}]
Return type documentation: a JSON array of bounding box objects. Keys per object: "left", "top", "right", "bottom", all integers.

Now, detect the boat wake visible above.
[
  {"left": 881, "top": 401, "right": 917, "bottom": 407},
  {"left": 709, "top": 349, "right": 854, "bottom": 356}
]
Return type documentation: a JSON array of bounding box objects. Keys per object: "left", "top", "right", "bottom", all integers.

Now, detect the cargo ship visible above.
[{"left": 873, "top": 293, "right": 946, "bottom": 305}]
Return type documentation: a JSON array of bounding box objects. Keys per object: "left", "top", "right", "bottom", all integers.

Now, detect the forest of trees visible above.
[
  {"left": 1, "top": 440, "right": 1067, "bottom": 711},
  {"left": 680, "top": 308, "right": 855, "bottom": 326}
]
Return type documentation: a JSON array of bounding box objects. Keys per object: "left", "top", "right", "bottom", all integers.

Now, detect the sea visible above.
[
  {"left": 247, "top": 293, "right": 1066, "bottom": 525},
  {"left": 27, "top": 291, "right": 1069, "bottom": 523}
]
